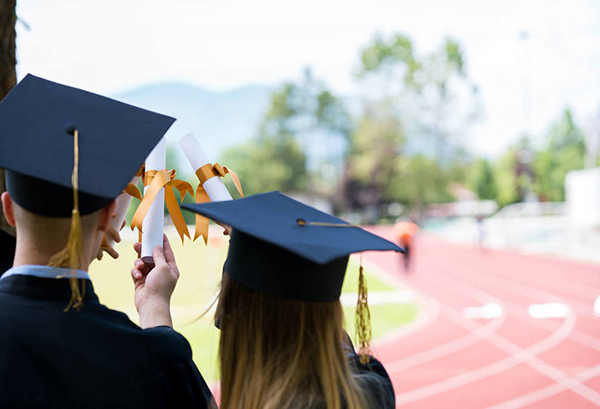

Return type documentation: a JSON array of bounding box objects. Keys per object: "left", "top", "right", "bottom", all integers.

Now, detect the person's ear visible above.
[
  {"left": 98, "top": 200, "right": 117, "bottom": 233},
  {"left": 1, "top": 192, "right": 16, "bottom": 227}
]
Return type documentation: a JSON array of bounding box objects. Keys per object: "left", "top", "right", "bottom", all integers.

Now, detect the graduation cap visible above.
[
  {"left": 0, "top": 74, "right": 175, "bottom": 309},
  {"left": 0, "top": 74, "right": 175, "bottom": 217},
  {"left": 182, "top": 191, "right": 403, "bottom": 361}
]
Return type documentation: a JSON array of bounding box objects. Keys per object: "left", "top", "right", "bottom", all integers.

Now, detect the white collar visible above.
[{"left": 1, "top": 265, "right": 90, "bottom": 281}]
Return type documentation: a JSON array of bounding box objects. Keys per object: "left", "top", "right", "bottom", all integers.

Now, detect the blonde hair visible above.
[{"left": 216, "top": 273, "right": 369, "bottom": 409}]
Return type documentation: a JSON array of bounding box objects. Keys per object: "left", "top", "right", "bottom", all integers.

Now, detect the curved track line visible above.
[
  {"left": 487, "top": 362, "right": 600, "bottom": 409},
  {"left": 394, "top": 301, "right": 576, "bottom": 406},
  {"left": 362, "top": 259, "right": 441, "bottom": 349},
  {"left": 424, "top": 267, "right": 600, "bottom": 406},
  {"left": 364, "top": 241, "right": 600, "bottom": 407},
  {"left": 387, "top": 311, "right": 505, "bottom": 373}
]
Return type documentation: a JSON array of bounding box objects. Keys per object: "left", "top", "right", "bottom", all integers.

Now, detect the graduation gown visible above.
[
  {"left": 344, "top": 334, "right": 395, "bottom": 409},
  {"left": 0, "top": 229, "right": 15, "bottom": 276},
  {"left": 347, "top": 353, "right": 396, "bottom": 409},
  {"left": 0, "top": 274, "right": 214, "bottom": 409}
]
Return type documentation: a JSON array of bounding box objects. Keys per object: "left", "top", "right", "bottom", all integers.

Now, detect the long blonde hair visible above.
[{"left": 217, "top": 273, "right": 369, "bottom": 409}]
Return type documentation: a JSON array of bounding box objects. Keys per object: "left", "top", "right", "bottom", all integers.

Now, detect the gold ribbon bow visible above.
[
  {"left": 130, "top": 169, "right": 194, "bottom": 243},
  {"left": 194, "top": 163, "right": 244, "bottom": 244}
]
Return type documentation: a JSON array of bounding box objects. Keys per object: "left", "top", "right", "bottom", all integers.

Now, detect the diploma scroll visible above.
[
  {"left": 179, "top": 133, "right": 243, "bottom": 243},
  {"left": 179, "top": 133, "right": 233, "bottom": 202},
  {"left": 141, "top": 137, "right": 166, "bottom": 264}
]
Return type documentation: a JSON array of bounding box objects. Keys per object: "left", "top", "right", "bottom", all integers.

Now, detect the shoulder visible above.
[
  {"left": 140, "top": 325, "right": 195, "bottom": 361},
  {"left": 348, "top": 354, "right": 396, "bottom": 409},
  {"left": 91, "top": 305, "right": 194, "bottom": 359}
]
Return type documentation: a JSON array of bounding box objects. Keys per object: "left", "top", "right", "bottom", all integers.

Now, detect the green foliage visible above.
[
  {"left": 358, "top": 33, "right": 419, "bottom": 86},
  {"left": 387, "top": 155, "right": 454, "bottom": 206},
  {"left": 357, "top": 33, "right": 480, "bottom": 163},
  {"left": 469, "top": 159, "right": 498, "bottom": 200},
  {"left": 347, "top": 107, "right": 404, "bottom": 188},
  {"left": 220, "top": 132, "right": 307, "bottom": 196},
  {"left": 220, "top": 68, "right": 349, "bottom": 197},
  {"left": 494, "top": 148, "right": 520, "bottom": 207},
  {"left": 532, "top": 109, "right": 586, "bottom": 201}
]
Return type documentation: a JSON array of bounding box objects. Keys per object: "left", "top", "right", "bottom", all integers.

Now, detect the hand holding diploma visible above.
[{"left": 131, "top": 235, "right": 179, "bottom": 329}]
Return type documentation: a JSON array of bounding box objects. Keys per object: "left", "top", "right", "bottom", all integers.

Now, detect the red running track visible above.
[{"left": 366, "top": 228, "right": 600, "bottom": 409}]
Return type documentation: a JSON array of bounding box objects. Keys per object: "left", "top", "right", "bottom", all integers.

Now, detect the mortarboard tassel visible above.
[
  {"left": 297, "top": 219, "right": 373, "bottom": 364},
  {"left": 355, "top": 259, "right": 372, "bottom": 365},
  {"left": 48, "top": 128, "right": 85, "bottom": 311}
]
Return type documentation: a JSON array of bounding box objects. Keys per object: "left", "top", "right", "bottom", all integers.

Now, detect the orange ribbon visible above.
[
  {"left": 194, "top": 163, "right": 244, "bottom": 244},
  {"left": 130, "top": 169, "right": 194, "bottom": 243}
]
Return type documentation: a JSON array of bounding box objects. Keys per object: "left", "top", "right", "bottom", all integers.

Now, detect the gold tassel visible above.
[
  {"left": 355, "top": 260, "right": 372, "bottom": 365},
  {"left": 48, "top": 128, "right": 85, "bottom": 312}
]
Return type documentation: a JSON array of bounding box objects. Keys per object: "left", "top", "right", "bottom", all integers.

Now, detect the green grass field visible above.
[{"left": 89, "top": 233, "right": 417, "bottom": 382}]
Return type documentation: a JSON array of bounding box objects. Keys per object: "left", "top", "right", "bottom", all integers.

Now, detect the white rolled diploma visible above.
[
  {"left": 141, "top": 137, "right": 167, "bottom": 264},
  {"left": 103, "top": 175, "right": 140, "bottom": 248},
  {"left": 179, "top": 133, "right": 233, "bottom": 202}
]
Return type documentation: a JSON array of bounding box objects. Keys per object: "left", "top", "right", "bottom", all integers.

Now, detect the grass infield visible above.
[{"left": 89, "top": 233, "right": 417, "bottom": 382}]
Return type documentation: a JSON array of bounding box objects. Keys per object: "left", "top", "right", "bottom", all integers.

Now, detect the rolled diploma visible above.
[
  {"left": 141, "top": 137, "right": 166, "bottom": 264},
  {"left": 179, "top": 133, "right": 233, "bottom": 202},
  {"left": 104, "top": 175, "right": 140, "bottom": 248}
]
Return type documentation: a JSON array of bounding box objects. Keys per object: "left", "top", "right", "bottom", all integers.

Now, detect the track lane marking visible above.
[
  {"left": 363, "top": 244, "right": 600, "bottom": 407},
  {"left": 419, "top": 265, "right": 600, "bottom": 406}
]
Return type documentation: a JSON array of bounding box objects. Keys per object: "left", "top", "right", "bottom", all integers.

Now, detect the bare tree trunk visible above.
[{"left": 0, "top": 0, "right": 17, "bottom": 234}]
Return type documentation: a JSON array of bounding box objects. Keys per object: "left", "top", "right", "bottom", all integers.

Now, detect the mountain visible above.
[{"left": 112, "top": 82, "right": 273, "bottom": 164}]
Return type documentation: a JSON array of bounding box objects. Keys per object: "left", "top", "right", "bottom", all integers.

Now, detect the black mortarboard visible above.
[
  {"left": 0, "top": 74, "right": 176, "bottom": 217},
  {"left": 183, "top": 191, "right": 403, "bottom": 302}
]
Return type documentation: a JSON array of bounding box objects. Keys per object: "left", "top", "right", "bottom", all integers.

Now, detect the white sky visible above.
[{"left": 15, "top": 0, "right": 600, "bottom": 156}]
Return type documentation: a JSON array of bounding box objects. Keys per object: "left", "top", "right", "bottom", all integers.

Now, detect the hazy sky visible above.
[{"left": 15, "top": 0, "right": 600, "bottom": 156}]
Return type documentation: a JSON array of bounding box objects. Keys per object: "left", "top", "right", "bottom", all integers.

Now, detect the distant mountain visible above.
[
  {"left": 113, "top": 82, "right": 273, "bottom": 166},
  {"left": 111, "top": 81, "right": 451, "bottom": 176}
]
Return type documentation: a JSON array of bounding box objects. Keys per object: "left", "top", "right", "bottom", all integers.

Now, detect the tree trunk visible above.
[{"left": 0, "top": 0, "right": 17, "bottom": 234}]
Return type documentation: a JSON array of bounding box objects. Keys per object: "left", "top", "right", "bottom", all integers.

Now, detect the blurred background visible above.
[
  {"left": 9, "top": 0, "right": 600, "bottom": 237},
  {"left": 3, "top": 0, "right": 600, "bottom": 406}
]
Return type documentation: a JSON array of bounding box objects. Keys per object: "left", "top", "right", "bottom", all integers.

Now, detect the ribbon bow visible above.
[
  {"left": 194, "top": 163, "right": 244, "bottom": 244},
  {"left": 130, "top": 169, "right": 194, "bottom": 243}
]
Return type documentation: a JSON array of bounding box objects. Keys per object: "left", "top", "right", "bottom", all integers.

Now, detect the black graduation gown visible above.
[
  {"left": 0, "top": 229, "right": 15, "bottom": 276},
  {"left": 347, "top": 353, "right": 396, "bottom": 409},
  {"left": 344, "top": 334, "right": 395, "bottom": 409},
  {"left": 0, "top": 275, "right": 214, "bottom": 409}
]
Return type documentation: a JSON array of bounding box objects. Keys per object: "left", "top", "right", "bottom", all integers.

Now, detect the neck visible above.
[{"left": 12, "top": 233, "right": 91, "bottom": 271}]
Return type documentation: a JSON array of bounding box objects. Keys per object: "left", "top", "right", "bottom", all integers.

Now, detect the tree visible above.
[
  {"left": 342, "top": 103, "right": 404, "bottom": 210},
  {"left": 532, "top": 109, "right": 586, "bottom": 201},
  {"left": 0, "top": 0, "right": 17, "bottom": 234},
  {"left": 220, "top": 68, "right": 349, "bottom": 197},
  {"left": 387, "top": 155, "right": 454, "bottom": 209},
  {"left": 469, "top": 159, "right": 498, "bottom": 200},
  {"left": 357, "top": 34, "right": 481, "bottom": 162},
  {"left": 221, "top": 132, "right": 307, "bottom": 196}
]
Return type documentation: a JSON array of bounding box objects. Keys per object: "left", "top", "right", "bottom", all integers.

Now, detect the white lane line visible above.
[
  {"left": 527, "top": 303, "right": 570, "bottom": 319},
  {"left": 394, "top": 303, "right": 577, "bottom": 406},
  {"left": 463, "top": 303, "right": 503, "bottom": 320},
  {"left": 594, "top": 295, "right": 600, "bottom": 317},
  {"left": 387, "top": 310, "right": 505, "bottom": 373},
  {"left": 365, "top": 259, "right": 508, "bottom": 374},
  {"left": 360, "top": 259, "right": 441, "bottom": 348},
  {"left": 363, "top": 250, "right": 600, "bottom": 407},
  {"left": 340, "top": 290, "right": 414, "bottom": 307},
  {"left": 435, "top": 272, "right": 600, "bottom": 407},
  {"left": 448, "top": 269, "right": 600, "bottom": 352},
  {"left": 487, "top": 362, "right": 600, "bottom": 409}
]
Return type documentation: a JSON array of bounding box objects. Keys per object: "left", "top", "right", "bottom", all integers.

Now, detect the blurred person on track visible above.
[{"left": 393, "top": 219, "right": 419, "bottom": 272}]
